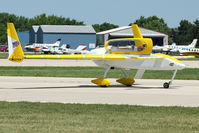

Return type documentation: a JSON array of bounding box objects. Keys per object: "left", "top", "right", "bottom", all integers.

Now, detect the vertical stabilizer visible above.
[
  {"left": 7, "top": 23, "right": 24, "bottom": 62},
  {"left": 189, "top": 39, "right": 198, "bottom": 48},
  {"left": 76, "top": 45, "right": 87, "bottom": 51},
  {"left": 132, "top": 24, "right": 143, "bottom": 38},
  {"left": 54, "top": 38, "right": 61, "bottom": 47}
]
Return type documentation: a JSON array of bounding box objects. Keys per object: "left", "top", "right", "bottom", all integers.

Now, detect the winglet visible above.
[
  {"left": 132, "top": 24, "right": 143, "bottom": 38},
  {"left": 7, "top": 23, "right": 24, "bottom": 62}
]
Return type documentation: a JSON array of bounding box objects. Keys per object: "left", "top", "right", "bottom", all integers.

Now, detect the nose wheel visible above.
[
  {"left": 163, "top": 69, "right": 177, "bottom": 89},
  {"left": 163, "top": 82, "right": 170, "bottom": 88}
]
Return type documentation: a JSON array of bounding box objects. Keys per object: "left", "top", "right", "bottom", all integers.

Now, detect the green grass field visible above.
[
  {"left": 0, "top": 102, "right": 198, "bottom": 133},
  {"left": 0, "top": 52, "right": 42, "bottom": 59},
  {"left": 0, "top": 66, "right": 198, "bottom": 80}
]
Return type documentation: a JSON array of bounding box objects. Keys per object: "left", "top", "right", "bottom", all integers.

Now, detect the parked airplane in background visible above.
[
  {"left": 7, "top": 23, "right": 194, "bottom": 88},
  {"left": 62, "top": 44, "right": 87, "bottom": 54},
  {"left": 179, "top": 47, "right": 199, "bottom": 55},
  {"left": 170, "top": 39, "right": 198, "bottom": 53},
  {"left": 153, "top": 39, "right": 198, "bottom": 53},
  {"left": 152, "top": 44, "right": 171, "bottom": 53},
  {"left": 42, "top": 44, "right": 87, "bottom": 54},
  {"left": 24, "top": 39, "right": 61, "bottom": 51}
]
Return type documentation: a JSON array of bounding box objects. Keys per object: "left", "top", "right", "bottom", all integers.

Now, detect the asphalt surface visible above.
[
  {"left": 0, "top": 76, "right": 199, "bottom": 107},
  {"left": 0, "top": 59, "right": 198, "bottom": 68}
]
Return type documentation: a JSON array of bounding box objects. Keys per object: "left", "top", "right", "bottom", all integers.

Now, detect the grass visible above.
[
  {"left": 0, "top": 52, "right": 42, "bottom": 59},
  {"left": 0, "top": 101, "right": 199, "bottom": 133},
  {"left": 0, "top": 52, "right": 8, "bottom": 59},
  {"left": 0, "top": 66, "right": 198, "bottom": 80}
]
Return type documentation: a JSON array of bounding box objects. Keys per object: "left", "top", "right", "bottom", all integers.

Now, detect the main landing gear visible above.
[
  {"left": 163, "top": 69, "right": 177, "bottom": 89},
  {"left": 91, "top": 67, "right": 135, "bottom": 87}
]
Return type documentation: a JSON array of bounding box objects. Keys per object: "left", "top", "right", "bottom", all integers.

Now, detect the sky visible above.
[{"left": 0, "top": 0, "right": 198, "bottom": 28}]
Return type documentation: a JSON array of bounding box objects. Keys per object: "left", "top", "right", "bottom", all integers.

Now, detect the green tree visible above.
[
  {"left": 176, "top": 20, "right": 194, "bottom": 45},
  {"left": 0, "top": 13, "right": 85, "bottom": 44},
  {"left": 193, "top": 19, "right": 199, "bottom": 46},
  {"left": 0, "top": 13, "right": 18, "bottom": 44},
  {"left": 29, "top": 14, "right": 84, "bottom": 26},
  {"left": 93, "top": 22, "right": 119, "bottom": 32},
  {"left": 130, "top": 16, "right": 171, "bottom": 35}
]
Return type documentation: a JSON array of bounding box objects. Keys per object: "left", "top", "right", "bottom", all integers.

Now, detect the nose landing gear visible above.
[{"left": 163, "top": 69, "right": 177, "bottom": 88}]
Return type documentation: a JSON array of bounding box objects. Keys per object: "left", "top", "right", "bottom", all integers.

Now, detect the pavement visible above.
[
  {"left": 0, "top": 76, "right": 199, "bottom": 107},
  {"left": 0, "top": 59, "right": 198, "bottom": 68}
]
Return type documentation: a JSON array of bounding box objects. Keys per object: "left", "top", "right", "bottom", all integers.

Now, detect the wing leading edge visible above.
[
  {"left": 24, "top": 54, "right": 127, "bottom": 59},
  {"left": 24, "top": 54, "right": 195, "bottom": 60}
]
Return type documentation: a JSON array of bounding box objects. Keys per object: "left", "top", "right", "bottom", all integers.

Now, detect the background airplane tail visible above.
[
  {"left": 54, "top": 38, "right": 61, "bottom": 46},
  {"left": 189, "top": 39, "right": 198, "bottom": 48},
  {"left": 76, "top": 44, "right": 87, "bottom": 51},
  {"left": 171, "top": 42, "right": 176, "bottom": 46},
  {"left": 7, "top": 23, "right": 24, "bottom": 62}
]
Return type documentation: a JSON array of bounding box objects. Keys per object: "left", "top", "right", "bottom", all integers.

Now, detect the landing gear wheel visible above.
[
  {"left": 100, "top": 85, "right": 108, "bottom": 87},
  {"left": 163, "top": 82, "right": 170, "bottom": 88},
  {"left": 126, "top": 85, "right": 132, "bottom": 87}
]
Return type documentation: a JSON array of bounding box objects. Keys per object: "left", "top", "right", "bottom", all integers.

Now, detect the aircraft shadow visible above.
[{"left": 7, "top": 84, "right": 180, "bottom": 90}]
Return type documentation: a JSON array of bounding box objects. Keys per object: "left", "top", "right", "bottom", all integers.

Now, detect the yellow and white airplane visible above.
[{"left": 7, "top": 23, "right": 194, "bottom": 88}]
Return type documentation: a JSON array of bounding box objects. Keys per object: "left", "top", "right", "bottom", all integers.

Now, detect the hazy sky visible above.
[{"left": 0, "top": 0, "right": 198, "bottom": 27}]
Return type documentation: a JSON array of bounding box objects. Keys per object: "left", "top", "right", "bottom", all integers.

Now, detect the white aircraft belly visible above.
[{"left": 93, "top": 58, "right": 181, "bottom": 70}]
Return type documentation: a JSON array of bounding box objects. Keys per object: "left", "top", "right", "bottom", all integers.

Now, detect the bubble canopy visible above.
[{"left": 104, "top": 38, "right": 153, "bottom": 55}]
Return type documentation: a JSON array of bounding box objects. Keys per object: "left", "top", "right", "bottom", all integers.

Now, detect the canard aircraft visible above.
[{"left": 7, "top": 23, "right": 194, "bottom": 88}]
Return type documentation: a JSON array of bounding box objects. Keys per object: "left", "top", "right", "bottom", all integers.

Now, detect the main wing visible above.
[
  {"left": 24, "top": 53, "right": 195, "bottom": 61},
  {"left": 7, "top": 23, "right": 195, "bottom": 62},
  {"left": 24, "top": 54, "right": 127, "bottom": 60}
]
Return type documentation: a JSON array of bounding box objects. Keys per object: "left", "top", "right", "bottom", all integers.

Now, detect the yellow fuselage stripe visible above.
[{"left": 24, "top": 54, "right": 127, "bottom": 59}]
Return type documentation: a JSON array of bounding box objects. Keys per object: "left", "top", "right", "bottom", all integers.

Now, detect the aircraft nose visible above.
[{"left": 178, "top": 63, "right": 185, "bottom": 69}]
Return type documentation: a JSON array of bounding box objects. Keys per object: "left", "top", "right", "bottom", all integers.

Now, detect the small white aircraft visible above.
[
  {"left": 45, "top": 46, "right": 63, "bottom": 54},
  {"left": 170, "top": 39, "right": 198, "bottom": 53},
  {"left": 24, "top": 38, "right": 61, "bottom": 51},
  {"left": 42, "top": 44, "right": 87, "bottom": 54},
  {"left": 62, "top": 44, "right": 87, "bottom": 54},
  {"left": 153, "top": 39, "right": 198, "bottom": 53},
  {"left": 7, "top": 23, "right": 194, "bottom": 88}
]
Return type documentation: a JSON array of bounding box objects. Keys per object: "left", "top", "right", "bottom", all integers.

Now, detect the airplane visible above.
[
  {"left": 179, "top": 47, "right": 199, "bottom": 55},
  {"left": 42, "top": 44, "right": 87, "bottom": 54},
  {"left": 24, "top": 38, "right": 61, "bottom": 52},
  {"left": 7, "top": 23, "right": 194, "bottom": 88},
  {"left": 42, "top": 44, "right": 65, "bottom": 54},
  {"left": 62, "top": 44, "right": 87, "bottom": 54},
  {"left": 153, "top": 39, "right": 198, "bottom": 53},
  {"left": 152, "top": 42, "right": 176, "bottom": 53},
  {"left": 170, "top": 39, "right": 198, "bottom": 53}
]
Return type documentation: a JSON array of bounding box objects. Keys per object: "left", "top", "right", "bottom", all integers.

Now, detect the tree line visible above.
[
  {"left": 0, "top": 13, "right": 198, "bottom": 46},
  {"left": 131, "top": 16, "right": 199, "bottom": 45}
]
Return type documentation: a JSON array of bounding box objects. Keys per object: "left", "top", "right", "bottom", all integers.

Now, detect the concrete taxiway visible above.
[{"left": 0, "top": 76, "right": 199, "bottom": 107}]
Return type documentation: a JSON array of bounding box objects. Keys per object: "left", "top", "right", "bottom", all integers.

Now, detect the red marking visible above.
[
  {"left": 82, "top": 47, "right": 86, "bottom": 50},
  {"left": 181, "top": 52, "right": 199, "bottom": 54},
  {"left": 34, "top": 48, "right": 40, "bottom": 50}
]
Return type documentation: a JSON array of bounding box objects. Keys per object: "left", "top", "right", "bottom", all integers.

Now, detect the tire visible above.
[{"left": 163, "top": 82, "right": 169, "bottom": 88}]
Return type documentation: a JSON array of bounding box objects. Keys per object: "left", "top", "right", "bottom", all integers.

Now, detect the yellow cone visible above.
[
  {"left": 116, "top": 78, "right": 135, "bottom": 86},
  {"left": 91, "top": 78, "right": 110, "bottom": 87}
]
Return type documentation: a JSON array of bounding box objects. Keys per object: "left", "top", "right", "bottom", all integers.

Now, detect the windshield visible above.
[{"left": 107, "top": 40, "right": 146, "bottom": 52}]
